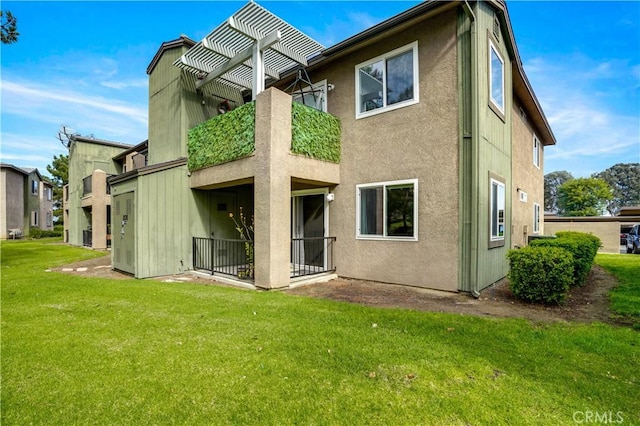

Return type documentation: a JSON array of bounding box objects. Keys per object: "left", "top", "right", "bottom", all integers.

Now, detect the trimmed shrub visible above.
[
  {"left": 29, "top": 227, "right": 62, "bottom": 239},
  {"left": 529, "top": 232, "right": 600, "bottom": 287},
  {"left": 507, "top": 246, "right": 574, "bottom": 304},
  {"left": 555, "top": 231, "right": 601, "bottom": 264}
]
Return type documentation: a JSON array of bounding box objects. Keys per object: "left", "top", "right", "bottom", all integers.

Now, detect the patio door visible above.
[{"left": 291, "top": 190, "right": 328, "bottom": 270}]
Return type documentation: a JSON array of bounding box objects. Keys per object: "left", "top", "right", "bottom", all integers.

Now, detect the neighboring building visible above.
[
  {"left": 0, "top": 163, "right": 54, "bottom": 239},
  {"left": 73, "top": 0, "right": 554, "bottom": 294},
  {"left": 63, "top": 136, "right": 133, "bottom": 249}
]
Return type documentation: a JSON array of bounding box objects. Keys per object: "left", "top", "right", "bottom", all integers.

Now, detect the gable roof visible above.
[
  {"left": 0, "top": 163, "right": 44, "bottom": 180},
  {"left": 287, "top": 0, "right": 556, "bottom": 146}
]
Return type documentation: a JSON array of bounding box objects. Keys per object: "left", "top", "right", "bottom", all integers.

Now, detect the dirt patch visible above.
[
  {"left": 54, "top": 254, "right": 620, "bottom": 324},
  {"left": 287, "top": 267, "right": 619, "bottom": 324}
]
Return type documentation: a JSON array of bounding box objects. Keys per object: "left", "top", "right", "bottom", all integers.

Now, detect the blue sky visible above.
[{"left": 1, "top": 1, "right": 639, "bottom": 178}]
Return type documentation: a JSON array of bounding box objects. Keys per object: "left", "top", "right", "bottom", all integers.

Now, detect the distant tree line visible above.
[{"left": 544, "top": 163, "right": 640, "bottom": 216}]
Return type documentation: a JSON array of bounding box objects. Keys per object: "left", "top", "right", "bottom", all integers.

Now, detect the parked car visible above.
[
  {"left": 621, "top": 225, "right": 632, "bottom": 245},
  {"left": 626, "top": 224, "right": 640, "bottom": 254}
]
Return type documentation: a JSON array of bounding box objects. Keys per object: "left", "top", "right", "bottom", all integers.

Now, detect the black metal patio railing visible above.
[
  {"left": 193, "top": 237, "right": 254, "bottom": 280},
  {"left": 193, "top": 236, "right": 336, "bottom": 281},
  {"left": 291, "top": 237, "right": 336, "bottom": 278}
]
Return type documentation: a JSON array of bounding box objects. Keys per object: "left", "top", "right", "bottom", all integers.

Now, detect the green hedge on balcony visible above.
[
  {"left": 291, "top": 102, "right": 341, "bottom": 163},
  {"left": 188, "top": 102, "right": 256, "bottom": 171}
]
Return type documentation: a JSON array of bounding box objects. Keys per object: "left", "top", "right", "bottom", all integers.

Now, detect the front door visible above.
[
  {"left": 113, "top": 192, "right": 135, "bottom": 275},
  {"left": 291, "top": 191, "right": 327, "bottom": 271}
]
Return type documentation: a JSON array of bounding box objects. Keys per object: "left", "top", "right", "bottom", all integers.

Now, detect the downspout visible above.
[{"left": 462, "top": 0, "right": 481, "bottom": 299}]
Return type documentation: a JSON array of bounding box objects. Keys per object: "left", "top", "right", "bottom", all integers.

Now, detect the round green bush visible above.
[{"left": 507, "top": 246, "right": 574, "bottom": 304}]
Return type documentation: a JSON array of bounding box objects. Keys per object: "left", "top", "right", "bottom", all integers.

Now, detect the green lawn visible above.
[
  {"left": 596, "top": 253, "right": 640, "bottom": 328},
  {"left": 2, "top": 240, "right": 639, "bottom": 425}
]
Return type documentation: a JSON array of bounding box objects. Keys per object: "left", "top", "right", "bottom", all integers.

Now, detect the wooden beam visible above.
[{"left": 228, "top": 16, "right": 308, "bottom": 66}]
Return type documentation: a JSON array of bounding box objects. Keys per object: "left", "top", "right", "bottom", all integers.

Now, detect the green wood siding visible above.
[
  {"left": 134, "top": 165, "right": 192, "bottom": 278},
  {"left": 457, "top": 3, "right": 513, "bottom": 292},
  {"left": 475, "top": 2, "right": 512, "bottom": 289}
]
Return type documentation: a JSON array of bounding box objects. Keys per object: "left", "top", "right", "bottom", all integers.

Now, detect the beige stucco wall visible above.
[
  {"left": 0, "top": 168, "right": 25, "bottom": 239},
  {"left": 278, "top": 9, "right": 460, "bottom": 291},
  {"left": 544, "top": 220, "right": 620, "bottom": 254},
  {"left": 511, "top": 98, "right": 545, "bottom": 248}
]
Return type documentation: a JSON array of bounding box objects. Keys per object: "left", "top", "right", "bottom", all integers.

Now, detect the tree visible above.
[
  {"left": 592, "top": 163, "right": 640, "bottom": 215},
  {"left": 46, "top": 154, "right": 68, "bottom": 225},
  {"left": 557, "top": 177, "right": 613, "bottom": 217},
  {"left": 1, "top": 10, "right": 19, "bottom": 44},
  {"left": 544, "top": 170, "right": 573, "bottom": 213}
]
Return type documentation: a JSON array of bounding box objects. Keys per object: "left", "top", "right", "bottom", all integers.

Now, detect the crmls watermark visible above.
[{"left": 573, "top": 411, "right": 624, "bottom": 424}]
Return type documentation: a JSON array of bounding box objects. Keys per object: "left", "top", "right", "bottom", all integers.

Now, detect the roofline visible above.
[
  {"left": 321, "top": 0, "right": 455, "bottom": 57},
  {"left": 493, "top": 0, "right": 556, "bottom": 146},
  {"left": 0, "top": 163, "right": 29, "bottom": 176},
  {"left": 147, "top": 36, "right": 196, "bottom": 75},
  {"left": 112, "top": 140, "right": 149, "bottom": 160},
  {"left": 72, "top": 135, "right": 133, "bottom": 150},
  {"left": 284, "top": 0, "right": 556, "bottom": 146}
]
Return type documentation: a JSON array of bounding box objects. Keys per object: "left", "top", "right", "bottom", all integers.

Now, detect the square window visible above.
[
  {"left": 357, "top": 179, "right": 418, "bottom": 240},
  {"left": 489, "top": 41, "right": 505, "bottom": 114},
  {"left": 490, "top": 177, "right": 506, "bottom": 246},
  {"left": 356, "top": 42, "right": 419, "bottom": 118}
]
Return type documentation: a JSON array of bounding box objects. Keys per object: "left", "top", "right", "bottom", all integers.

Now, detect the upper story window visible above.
[
  {"left": 355, "top": 42, "right": 419, "bottom": 119},
  {"left": 533, "top": 134, "right": 541, "bottom": 169},
  {"left": 45, "top": 186, "right": 52, "bottom": 201},
  {"left": 489, "top": 40, "right": 505, "bottom": 115},
  {"left": 357, "top": 179, "right": 418, "bottom": 241},
  {"left": 292, "top": 80, "right": 327, "bottom": 112},
  {"left": 31, "top": 179, "right": 38, "bottom": 195},
  {"left": 489, "top": 175, "right": 506, "bottom": 248}
]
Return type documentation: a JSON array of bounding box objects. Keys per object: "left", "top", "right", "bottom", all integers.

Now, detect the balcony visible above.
[{"left": 188, "top": 88, "right": 341, "bottom": 191}]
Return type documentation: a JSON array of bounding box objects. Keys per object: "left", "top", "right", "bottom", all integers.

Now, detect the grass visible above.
[
  {"left": 2, "top": 240, "right": 639, "bottom": 425},
  {"left": 595, "top": 253, "right": 640, "bottom": 328}
]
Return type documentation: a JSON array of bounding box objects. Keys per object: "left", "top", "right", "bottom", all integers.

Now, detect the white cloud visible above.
[
  {"left": 100, "top": 79, "right": 148, "bottom": 90},
  {"left": 524, "top": 56, "right": 640, "bottom": 176},
  {"left": 2, "top": 80, "right": 147, "bottom": 125}
]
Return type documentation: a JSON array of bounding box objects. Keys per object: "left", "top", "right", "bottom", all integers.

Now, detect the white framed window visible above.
[
  {"left": 292, "top": 79, "right": 327, "bottom": 112},
  {"left": 355, "top": 42, "right": 419, "bottom": 119},
  {"left": 533, "top": 203, "right": 541, "bottom": 234},
  {"left": 533, "top": 134, "right": 540, "bottom": 169},
  {"left": 356, "top": 179, "right": 418, "bottom": 241},
  {"left": 490, "top": 176, "right": 506, "bottom": 247},
  {"left": 31, "top": 210, "right": 38, "bottom": 227},
  {"left": 489, "top": 39, "right": 505, "bottom": 115}
]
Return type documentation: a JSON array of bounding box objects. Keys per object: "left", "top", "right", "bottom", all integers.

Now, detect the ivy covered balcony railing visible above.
[{"left": 187, "top": 99, "right": 341, "bottom": 172}]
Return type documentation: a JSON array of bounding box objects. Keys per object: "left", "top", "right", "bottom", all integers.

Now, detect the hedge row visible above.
[
  {"left": 29, "top": 227, "right": 63, "bottom": 239},
  {"left": 508, "top": 232, "right": 602, "bottom": 304}
]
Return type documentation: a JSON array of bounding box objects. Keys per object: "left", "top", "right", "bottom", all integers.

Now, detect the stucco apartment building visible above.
[
  {"left": 67, "top": 0, "right": 555, "bottom": 294},
  {"left": 0, "top": 164, "right": 54, "bottom": 239}
]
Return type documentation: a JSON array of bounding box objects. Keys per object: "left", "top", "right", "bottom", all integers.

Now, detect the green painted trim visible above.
[
  {"left": 187, "top": 102, "right": 256, "bottom": 171},
  {"left": 291, "top": 102, "right": 341, "bottom": 163}
]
